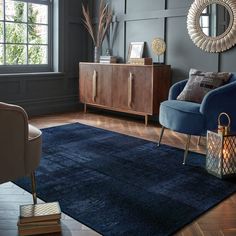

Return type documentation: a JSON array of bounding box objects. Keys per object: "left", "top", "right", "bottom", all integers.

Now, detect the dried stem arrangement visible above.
[{"left": 82, "top": 0, "right": 113, "bottom": 48}]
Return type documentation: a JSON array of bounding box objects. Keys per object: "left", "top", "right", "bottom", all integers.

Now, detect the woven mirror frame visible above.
[{"left": 187, "top": 0, "right": 236, "bottom": 53}]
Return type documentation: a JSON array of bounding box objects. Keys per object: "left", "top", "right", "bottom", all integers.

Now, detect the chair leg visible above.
[
  {"left": 183, "top": 135, "right": 191, "bottom": 165},
  {"left": 197, "top": 136, "right": 201, "bottom": 146},
  {"left": 157, "top": 126, "right": 165, "bottom": 147},
  {"left": 30, "top": 172, "right": 37, "bottom": 204}
]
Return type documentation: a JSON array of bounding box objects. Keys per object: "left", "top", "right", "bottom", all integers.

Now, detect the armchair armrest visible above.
[
  {"left": 168, "top": 79, "right": 188, "bottom": 100},
  {"left": 200, "top": 81, "right": 236, "bottom": 130}
]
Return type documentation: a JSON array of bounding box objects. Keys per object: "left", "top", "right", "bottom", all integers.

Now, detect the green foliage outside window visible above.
[
  {"left": 28, "top": 3, "right": 45, "bottom": 64},
  {"left": 0, "top": 1, "right": 46, "bottom": 65},
  {"left": 0, "top": 1, "right": 3, "bottom": 64},
  {"left": 0, "top": 24, "right": 3, "bottom": 64}
]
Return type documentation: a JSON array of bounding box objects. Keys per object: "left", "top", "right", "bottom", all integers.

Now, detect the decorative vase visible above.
[{"left": 94, "top": 46, "right": 100, "bottom": 63}]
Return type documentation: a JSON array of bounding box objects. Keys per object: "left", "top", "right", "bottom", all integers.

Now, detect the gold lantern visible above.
[{"left": 206, "top": 113, "right": 236, "bottom": 179}]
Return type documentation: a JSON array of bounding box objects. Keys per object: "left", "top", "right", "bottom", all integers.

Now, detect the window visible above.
[
  {"left": 200, "top": 7, "right": 210, "bottom": 36},
  {"left": 0, "top": 0, "right": 52, "bottom": 73}
]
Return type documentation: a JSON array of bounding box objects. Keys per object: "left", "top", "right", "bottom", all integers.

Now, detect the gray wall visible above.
[
  {"left": 107, "top": 0, "right": 236, "bottom": 83},
  {"left": 1, "top": 0, "right": 236, "bottom": 116},
  {"left": 0, "top": 0, "right": 89, "bottom": 116}
]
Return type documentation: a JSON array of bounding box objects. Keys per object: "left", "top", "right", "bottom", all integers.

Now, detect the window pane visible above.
[
  {"left": 6, "top": 44, "right": 27, "bottom": 64},
  {"left": 0, "top": 0, "right": 3, "bottom": 20},
  {"left": 5, "top": 0, "right": 27, "bottom": 22},
  {"left": 6, "top": 22, "right": 27, "bottom": 43},
  {"left": 28, "top": 3, "right": 48, "bottom": 24},
  {"left": 200, "top": 16, "right": 209, "bottom": 28},
  {"left": 28, "top": 45, "right": 47, "bottom": 64},
  {"left": 29, "top": 24, "right": 48, "bottom": 44},
  {"left": 0, "top": 44, "right": 3, "bottom": 65},
  {"left": 202, "top": 28, "right": 209, "bottom": 36},
  {"left": 0, "top": 1, "right": 50, "bottom": 69},
  {"left": 0, "top": 22, "right": 3, "bottom": 42}
]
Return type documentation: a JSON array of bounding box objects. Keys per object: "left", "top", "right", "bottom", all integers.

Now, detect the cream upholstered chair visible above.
[{"left": 0, "top": 102, "right": 42, "bottom": 204}]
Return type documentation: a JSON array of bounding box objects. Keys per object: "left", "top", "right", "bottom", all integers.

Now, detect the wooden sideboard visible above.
[{"left": 79, "top": 62, "right": 171, "bottom": 125}]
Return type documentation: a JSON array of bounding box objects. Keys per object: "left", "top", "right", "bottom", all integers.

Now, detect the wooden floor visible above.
[{"left": 1, "top": 110, "right": 236, "bottom": 236}]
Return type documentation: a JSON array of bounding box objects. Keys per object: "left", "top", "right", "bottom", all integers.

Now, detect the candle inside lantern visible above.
[{"left": 223, "top": 148, "right": 230, "bottom": 159}]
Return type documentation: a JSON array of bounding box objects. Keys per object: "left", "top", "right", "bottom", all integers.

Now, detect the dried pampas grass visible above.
[{"left": 82, "top": 0, "right": 112, "bottom": 47}]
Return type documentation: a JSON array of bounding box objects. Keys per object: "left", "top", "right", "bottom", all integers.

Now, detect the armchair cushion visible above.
[
  {"left": 159, "top": 100, "right": 205, "bottom": 135},
  {"left": 177, "top": 69, "right": 231, "bottom": 103}
]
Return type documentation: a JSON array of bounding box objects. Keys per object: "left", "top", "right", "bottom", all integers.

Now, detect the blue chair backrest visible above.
[{"left": 229, "top": 73, "right": 236, "bottom": 83}]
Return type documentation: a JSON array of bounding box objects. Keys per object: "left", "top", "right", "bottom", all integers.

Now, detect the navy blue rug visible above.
[{"left": 15, "top": 123, "right": 236, "bottom": 236}]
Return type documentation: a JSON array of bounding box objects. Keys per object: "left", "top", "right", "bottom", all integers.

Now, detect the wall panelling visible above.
[
  {"left": 106, "top": 0, "right": 236, "bottom": 83},
  {"left": 1, "top": 0, "right": 236, "bottom": 116},
  {"left": 0, "top": 0, "right": 89, "bottom": 116}
]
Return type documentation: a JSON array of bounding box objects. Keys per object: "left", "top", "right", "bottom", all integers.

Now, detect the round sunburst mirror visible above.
[{"left": 187, "top": 0, "right": 236, "bottom": 53}]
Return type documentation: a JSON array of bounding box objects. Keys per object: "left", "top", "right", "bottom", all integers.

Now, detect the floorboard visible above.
[{"left": 0, "top": 111, "right": 235, "bottom": 236}]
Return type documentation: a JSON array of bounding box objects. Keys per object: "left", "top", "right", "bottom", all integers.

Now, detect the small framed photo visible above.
[{"left": 127, "top": 42, "right": 145, "bottom": 62}]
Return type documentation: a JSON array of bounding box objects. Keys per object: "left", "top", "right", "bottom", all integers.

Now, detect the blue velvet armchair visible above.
[{"left": 158, "top": 74, "right": 236, "bottom": 164}]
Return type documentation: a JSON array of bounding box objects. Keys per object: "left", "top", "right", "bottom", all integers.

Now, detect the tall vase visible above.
[{"left": 94, "top": 46, "right": 100, "bottom": 63}]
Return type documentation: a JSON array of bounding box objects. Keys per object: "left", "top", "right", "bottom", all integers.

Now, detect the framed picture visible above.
[{"left": 127, "top": 42, "right": 145, "bottom": 62}]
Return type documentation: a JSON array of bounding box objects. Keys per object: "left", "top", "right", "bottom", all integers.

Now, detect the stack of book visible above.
[
  {"left": 100, "top": 55, "right": 117, "bottom": 64},
  {"left": 18, "top": 202, "right": 61, "bottom": 236}
]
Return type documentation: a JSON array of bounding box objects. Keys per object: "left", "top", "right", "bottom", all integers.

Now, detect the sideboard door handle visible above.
[
  {"left": 92, "top": 70, "right": 97, "bottom": 102},
  {"left": 128, "top": 72, "right": 133, "bottom": 108}
]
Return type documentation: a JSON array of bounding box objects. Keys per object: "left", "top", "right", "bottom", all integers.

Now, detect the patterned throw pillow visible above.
[{"left": 177, "top": 69, "right": 231, "bottom": 103}]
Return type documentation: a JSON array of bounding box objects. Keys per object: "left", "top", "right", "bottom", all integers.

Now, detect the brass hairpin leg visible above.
[
  {"left": 30, "top": 172, "right": 37, "bottom": 204},
  {"left": 183, "top": 135, "right": 191, "bottom": 165}
]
